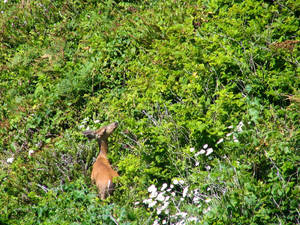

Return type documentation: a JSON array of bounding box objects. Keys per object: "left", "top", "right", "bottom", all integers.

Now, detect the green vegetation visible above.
[{"left": 1, "top": 0, "right": 299, "bottom": 224}]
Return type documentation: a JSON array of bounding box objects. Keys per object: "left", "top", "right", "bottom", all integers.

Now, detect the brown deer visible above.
[{"left": 83, "top": 122, "right": 119, "bottom": 199}]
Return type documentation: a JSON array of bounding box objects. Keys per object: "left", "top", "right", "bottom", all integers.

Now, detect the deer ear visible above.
[
  {"left": 83, "top": 130, "right": 96, "bottom": 139},
  {"left": 97, "top": 127, "right": 107, "bottom": 136}
]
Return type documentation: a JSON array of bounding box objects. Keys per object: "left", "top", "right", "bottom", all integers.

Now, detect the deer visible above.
[{"left": 83, "top": 122, "right": 119, "bottom": 199}]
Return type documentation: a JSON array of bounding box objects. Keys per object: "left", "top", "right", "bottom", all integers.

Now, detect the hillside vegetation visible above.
[{"left": 0, "top": 0, "right": 299, "bottom": 224}]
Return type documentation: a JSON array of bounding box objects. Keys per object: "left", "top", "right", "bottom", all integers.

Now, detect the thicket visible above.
[{"left": 0, "top": 0, "right": 299, "bottom": 224}]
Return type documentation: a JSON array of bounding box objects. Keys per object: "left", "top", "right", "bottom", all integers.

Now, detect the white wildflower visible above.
[
  {"left": 161, "top": 183, "right": 168, "bottom": 191},
  {"left": 157, "top": 208, "right": 162, "bottom": 215},
  {"left": 150, "top": 191, "right": 158, "bottom": 198},
  {"left": 173, "top": 179, "right": 179, "bottom": 185},
  {"left": 28, "top": 150, "right": 34, "bottom": 157},
  {"left": 199, "top": 149, "right": 206, "bottom": 154},
  {"left": 94, "top": 120, "right": 100, "bottom": 123},
  {"left": 153, "top": 219, "right": 159, "bottom": 225},
  {"left": 162, "top": 220, "right": 167, "bottom": 224},
  {"left": 143, "top": 198, "right": 151, "bottom": 204},
  {"left": 171, "top": 192, "right": 176, "bottom": 197},
  {"left": 4, "top": 0, "right": 8, "bottom": 3},
  {"left": 179, "top": 180, "right": 184, "bottom": 185},
  {"left": 82, "top": 118, "right": 89, "bottom": 124},
  {"left": 233, "top": 136, "right": 239, "bottom": 143},
  {"left": 134, "top": 201, "right": 139, "bottom": 205},
  {"left": 217, "top": 138, "right": 224, "bottom": 144},
  {"left": 203, "top": 206, "right": 211, "bottom": 214},
  {"left": 7, "top": 157, "right": 14, "bottom": 163},
  {"left": 182, "top": 186, "right": 189, "bottom": 198},
  {"left": 190, "top": 147, "right": 195, "bottom": 152},
  {"left": 226, "top": 132, "right": 233, "bottom": 137},
  {"left": 147, "top": 199, "right": 157, "bottom": 207},
  {"left": 206, "top": 148, "right": 213, "bottom": 156},
  {"left": 205, "top": 198, "right": 212, "bottom": 203},
  {"left": 148, "top": 184, "right": 157, "bottom": 193},
  {"left": 203, "top": 144, "right": 208, "bottom": 149},
  {"left": 156, "top": 192, "right": 165, "bottom": 202},
  {"left": 195, "top": 161, "right": 199, "bottom": 166},
  {"left": 228, "top": 125, "right": 234, "bottom": 129},
  {"left": 205, "top": 165, "right": 211, "bottom": 171},
  {"left": 193, "top": 196, "right": 200, "bottom": 204},
  {"left": 158, "top": 201, "right": 169, "bottom": 214},
  {"left": 149, "top": 200, "right": 157, "bottom": 207},
  {"left": 237, "top": 121, "right": 244, "bottom": 132},
  {"left": 143, "top": 199, "right": 150, "bottom": 205}
]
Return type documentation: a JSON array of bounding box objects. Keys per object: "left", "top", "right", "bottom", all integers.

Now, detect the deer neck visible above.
[{"left": 97, "top": 139, "right": 108, "bottom": 159}]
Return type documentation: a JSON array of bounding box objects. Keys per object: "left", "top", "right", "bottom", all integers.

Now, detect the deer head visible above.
[{"left": 83, "top": 122, "right": 118, "bottom": 141}]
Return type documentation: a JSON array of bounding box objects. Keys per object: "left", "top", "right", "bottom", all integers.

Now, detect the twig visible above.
[
  {"left": 37, "top": 184, "right": 49, "bottom": 193},
  {"left": 264, "top": 150, "right": 285, "bottom": 183},
  {"left": 55, "top": 163, "right": 70, "bottom": 181},
  {"left": 142, "top": 110, "right": 158, "bottom": 126},
  {"left": 110, "top": 214, "right": 119, "bottom": 225},
  {"left": 120, "top": 132, "right": 142, "bottom": 148}
]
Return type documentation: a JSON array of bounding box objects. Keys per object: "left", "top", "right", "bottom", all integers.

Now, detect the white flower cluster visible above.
[
  {"left": 142, "top": 181, "right": 212, "bottom": 225},
  {"left": 190, "top": 121, "right": 245, "bottom": 169},
  {"left": 142, "top": 184, "right": 171, "bottom": 214},
  {"left": 216, "top": 121, "right": 245, "bottom": 145},
  {"left": 141, "top": 121, "right": 247, "bottom": 224},
  {"left": 28, "top": 150, "right": 34, "bottom": 157},
  {"left": 78, "top": 117, "right": 100, "bottom": 130},
  {"left": 189, "top": 121, "right": 245, "bottom": 168},
  {"left": 7, "top": 157, "right": 14, "bottom": 164},
  {"left": 193, "top": 144, "right": 214, "bottom": 157},
  {"left": 190, "top": 144, "right": 214, "bottom": 167}
]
